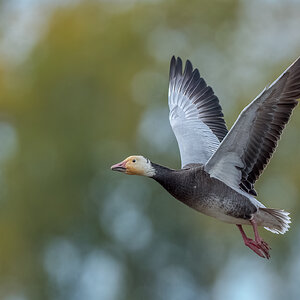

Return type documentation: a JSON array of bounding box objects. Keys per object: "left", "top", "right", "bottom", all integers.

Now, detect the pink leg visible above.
[
  {"left": 236, "top": 222, "right": 271, "bottom": 259},
  {"left": 250, "top": 219, "right": 271, "bottom": 256}
]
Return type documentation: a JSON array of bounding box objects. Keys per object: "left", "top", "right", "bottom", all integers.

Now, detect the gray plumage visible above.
[
  {"left": 166, "top": 56, "right": 300, "bottom": 234},
  {"left": 112, "top": 55, "right": 300, "bottom": 258},
  {"left": 152, "top": 163, "right": 257, "bottom": 221},
  {"left": 205, "top": 57, "right": 300, "bottom": 196}
]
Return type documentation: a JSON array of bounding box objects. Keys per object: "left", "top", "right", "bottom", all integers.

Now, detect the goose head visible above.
[{"left": 111, "top": 155, "right": 156, "bottom": 177}]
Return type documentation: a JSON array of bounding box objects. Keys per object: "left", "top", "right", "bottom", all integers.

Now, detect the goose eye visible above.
[{"left": 132, "top": 159, "right": 136, "bottom": 163}]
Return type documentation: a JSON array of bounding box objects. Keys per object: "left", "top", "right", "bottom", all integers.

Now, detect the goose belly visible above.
[
  {"left": 193, "top": 194, "right": 253, "bottom": 225},
  {"left": 157, "top": 166, "right": 258, "bottom": 224}
]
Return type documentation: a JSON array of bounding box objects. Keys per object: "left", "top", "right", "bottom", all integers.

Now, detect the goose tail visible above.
[{"left": 259, "top": 208, "right": 291, "bottom": 234}]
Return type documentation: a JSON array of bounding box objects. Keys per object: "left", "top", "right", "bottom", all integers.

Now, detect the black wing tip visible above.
[
  {"left": 170, "top": 55, "right": 176, "bottom": 65},
  {"left": 169, "top": 56, "right": 176, "bottom": 80},
  {"left": 177, "top": 56, "right": 182, "bottom": 64},
  {"left": 170, "top": 56, "right": 195, "bottom": 77},
  {"left": 170, "top": 56, "right": 182, "bottom": 65},
  {"left": 171, "top": 55, "right": 182, "bottom": 62},
  {"left": 183, "top": 59, "right": 193, "bottom": 77},
  {"left": 170, "top": 56, "right": 183, "bottom": 79},
  {"left": 186, "top": 59, "right": 192, "bottom": 67}
]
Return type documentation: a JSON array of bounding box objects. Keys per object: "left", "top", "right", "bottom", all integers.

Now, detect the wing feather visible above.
[
  {"left": 205, "top": 56, "right": 300, "bottom": 195},
  {"left": 168, "top": 56, "right": 228, "bottom": 167}
]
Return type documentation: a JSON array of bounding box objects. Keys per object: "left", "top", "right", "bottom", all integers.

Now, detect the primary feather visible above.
[
  {"left": 168, "top": 56, "right": 228, "bottom": 167},
  {"left": 205, "top": 56, "right": 300, "bottom": 195}
]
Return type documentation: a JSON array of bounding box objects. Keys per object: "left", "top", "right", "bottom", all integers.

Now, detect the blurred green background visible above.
[{"left": 0, "top": 0, "right": 299, "bottom": 299}]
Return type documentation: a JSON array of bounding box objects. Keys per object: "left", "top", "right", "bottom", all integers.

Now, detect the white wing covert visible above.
[{"left": 168, "top": 56, "right": 228, "bottom": 168}]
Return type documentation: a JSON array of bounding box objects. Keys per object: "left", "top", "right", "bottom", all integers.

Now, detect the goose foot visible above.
[
  {"left": 243, "top": 237, "right": 270, "bottom": 259},
  {"left": 236, "top": 222, "right": 271, "bottom": 259}
]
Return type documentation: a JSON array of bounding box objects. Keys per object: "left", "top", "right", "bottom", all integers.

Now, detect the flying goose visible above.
[{"left": 111, "top": 56, "right": 300, "bottom": 259}]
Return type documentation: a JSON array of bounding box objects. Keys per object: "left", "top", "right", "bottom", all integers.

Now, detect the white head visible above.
[{"left": 111, "top": 155, "right": 156, "bottom": 177}]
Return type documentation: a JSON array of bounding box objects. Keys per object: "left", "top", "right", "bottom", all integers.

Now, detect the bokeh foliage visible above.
[{"left": 0, "top": 0, "right": 299, "bottom": 299}]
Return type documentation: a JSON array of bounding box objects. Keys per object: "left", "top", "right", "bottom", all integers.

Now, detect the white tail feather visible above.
[{"left": 260, "top": 208, "right": 291, "bottom": 234}]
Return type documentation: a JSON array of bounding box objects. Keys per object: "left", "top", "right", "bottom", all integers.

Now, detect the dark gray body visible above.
[{"left": 152, "top": 163, "right": 257, "bottom": 223}]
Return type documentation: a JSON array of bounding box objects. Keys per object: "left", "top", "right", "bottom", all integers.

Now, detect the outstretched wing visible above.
[
  {"left": 205, "top": 56, "right": 300, "bottom": 196},
  {"left": 168, "top": 56, "right": 228, "bottom": 167}
]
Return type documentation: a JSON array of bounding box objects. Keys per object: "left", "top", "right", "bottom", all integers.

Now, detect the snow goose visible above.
[{"left": 111, "top": 56, "right": 300, "bottom": 259}]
